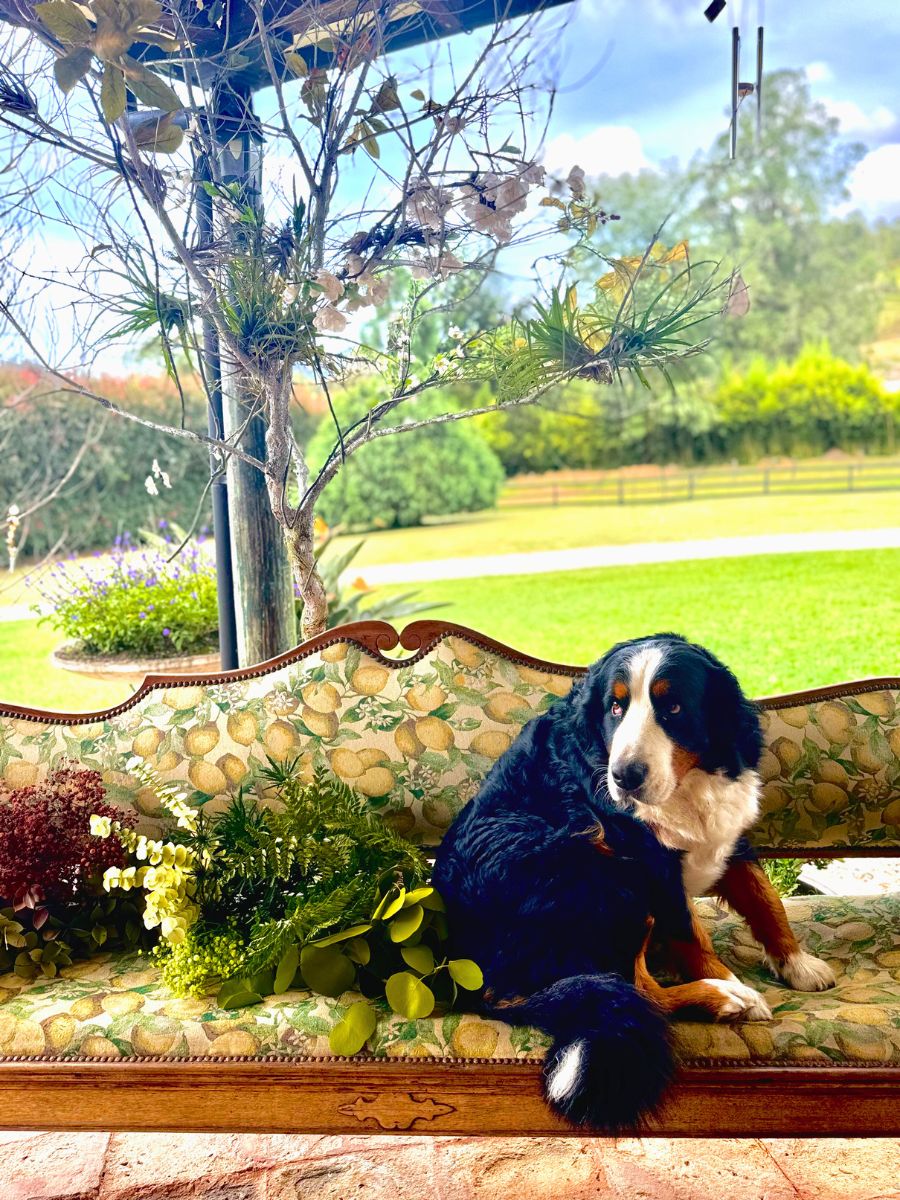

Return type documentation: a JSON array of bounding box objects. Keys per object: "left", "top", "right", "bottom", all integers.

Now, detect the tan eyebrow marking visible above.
[
  {"left": 612, "top": 680, "right": 628, "bottom": 700},
  {"left": 651, "top": 678, "right": 671, "bottom": 697}
]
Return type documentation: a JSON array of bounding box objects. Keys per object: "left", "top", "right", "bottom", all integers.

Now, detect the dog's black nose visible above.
[{"left": 611, "top": 761, "right": 648, "bottom": 794}]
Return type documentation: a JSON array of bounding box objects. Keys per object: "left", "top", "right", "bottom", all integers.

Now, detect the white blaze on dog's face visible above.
[{"left": 605, "top": 645, "right": 678, "bottom": 808}]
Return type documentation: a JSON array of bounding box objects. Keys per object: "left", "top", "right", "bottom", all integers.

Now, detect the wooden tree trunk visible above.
[{"left": 221, "top": 373, "right": 297, "bottom": 665}]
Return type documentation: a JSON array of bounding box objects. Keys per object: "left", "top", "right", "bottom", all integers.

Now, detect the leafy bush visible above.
[
  {"left": 0, "top": 765, "right": 147, "bottom": 978},
  {"left": 309, "top": 380, "right": 504, "bottom": 530},
  {"left": 99, "top": 762, "right": 482, "bottom": 1055},
  {"left": 34, "top": 529, "right": 219, "bottom": 658}
]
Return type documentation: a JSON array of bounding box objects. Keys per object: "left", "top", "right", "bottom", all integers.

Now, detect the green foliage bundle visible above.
[
  {"left": 102, "top": 762, "right": 482, "bottom": 1056},
  {"left": 309, "top": 380, "right": 504, "bottom": 530}
]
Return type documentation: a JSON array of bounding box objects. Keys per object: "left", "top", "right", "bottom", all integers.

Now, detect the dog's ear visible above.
[
  {"left": 706, "top": 662, "right": 762, "bottom": 777},
  {"left": 571, "top": 640, "right": 635, "bottom": 755}
]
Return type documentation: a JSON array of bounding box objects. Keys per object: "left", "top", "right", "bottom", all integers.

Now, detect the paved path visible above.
[{"left": 350, "top": 527, "right": 900, "bottom": 586}]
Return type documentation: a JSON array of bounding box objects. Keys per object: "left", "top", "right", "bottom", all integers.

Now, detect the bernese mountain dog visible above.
[{"left": 433, "top": 634, "right": 836, "bottom": 1131}]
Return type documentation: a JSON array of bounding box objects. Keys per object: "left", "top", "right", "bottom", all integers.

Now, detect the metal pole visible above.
[{"left": 196, "top": 160, "right": 239, "bottom": 671}]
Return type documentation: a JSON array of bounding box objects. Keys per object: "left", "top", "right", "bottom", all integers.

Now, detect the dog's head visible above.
[{"left": 575, "top": 634, "right": 762, "bottom": 811}]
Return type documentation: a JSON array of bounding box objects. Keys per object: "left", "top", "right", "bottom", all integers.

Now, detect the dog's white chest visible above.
[{"left": 635, "top": 769, "right": 761, "bottom": 897}]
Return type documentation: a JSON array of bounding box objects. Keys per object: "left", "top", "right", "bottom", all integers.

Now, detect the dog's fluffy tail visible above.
[{"left": 489, "top": 974, "right": 673, "bottom": 1131}]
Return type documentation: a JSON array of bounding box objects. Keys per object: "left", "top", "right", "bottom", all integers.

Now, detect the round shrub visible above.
[{"left": 309, "top": 381, "right": 505, "bottom": 529}]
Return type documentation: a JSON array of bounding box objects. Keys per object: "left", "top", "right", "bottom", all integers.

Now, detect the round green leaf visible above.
[
  {"left": 300, "top": 946, "right": 356, "bottom": 997},
  {"left": 274, "top": 945, "right": 300, "bottom": 994},
  {"left": 346, "top": 937, "right": 371, "bottom": 966},
  {"left": 403, "top": 886, "right": 435, "bottom": 907},
  {"left": 389, "top": 904, "right": 424, "bottom": 943},
  {"left": 328, "top": 1000, "right": 378, "bottom": 1056},
  {"left": 312, "top": 924, "right": 372, "bottom": 947},
  {"left": 36, "top": 0, "right": 93, "bottom": 43},
  {"left": 100, "top": 66, "right": 125, "bottom": 123},
  {"left": 400, "top": 944, "right": 434, "bottom": 975},
  {"left": 448, "top": 959, "right": 484, "bottom": 990},
  {"left": 220, "top": 989, "right": 264, "bottom": 1010},
  {"left": 53, "top": 47, "right": 92, "bottom": 94},
  {"left": 380, "top": 887, "right": 406, "bottom": 921},
  {"left": 385, "top": 971, "right": 435, "bottom": 1019}
]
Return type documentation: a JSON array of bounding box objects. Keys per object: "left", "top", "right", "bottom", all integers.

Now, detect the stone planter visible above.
[{"left": 50, "top": 645, "right": 222, "bottom": 692}]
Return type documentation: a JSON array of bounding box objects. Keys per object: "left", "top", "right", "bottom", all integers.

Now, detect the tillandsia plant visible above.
[
  {"left": 96, "top": 759, "right": 482, "bottom": 1055},
  {"left": 0, "top": 1, "right": 740, "bottom": 664},
  {"left": 0, "top": 764, "right": 148, "bottom": 978}
]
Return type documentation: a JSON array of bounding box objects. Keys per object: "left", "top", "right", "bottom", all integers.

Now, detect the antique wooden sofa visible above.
[{"left": 0, "top": 620, "right": 897, "bottom": 1137}]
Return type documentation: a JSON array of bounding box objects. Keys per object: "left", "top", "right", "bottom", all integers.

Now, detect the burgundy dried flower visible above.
[{"left": 0, "top": 764, "right": 135, "bottom": 910}]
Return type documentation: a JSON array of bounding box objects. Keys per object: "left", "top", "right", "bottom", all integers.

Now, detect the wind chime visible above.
[{"left": 704, "top": 0, "right": 765, "bottom": 158}]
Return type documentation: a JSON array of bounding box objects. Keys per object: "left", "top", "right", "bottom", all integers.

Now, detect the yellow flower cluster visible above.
[{"left": 91, "top": 761, "right": 206, "bottom": 947}]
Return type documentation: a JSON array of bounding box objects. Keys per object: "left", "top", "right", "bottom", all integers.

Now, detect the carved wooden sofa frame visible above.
[{"left": 0, "top": 620, "right": 897, "bottom": 1138}]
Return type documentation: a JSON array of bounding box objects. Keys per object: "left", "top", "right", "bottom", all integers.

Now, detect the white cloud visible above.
[
  {"left": 542, "top": 125, "right": 653, "bottom": 179},
  {"left": 805, "top": 62, "right": 833, "bottom": 84},
  {"left": 846, "top": 143, "right": 900, "bottom": 220},
  {"left": 822, "top": 99, "right": 897, "bottom": 138}
]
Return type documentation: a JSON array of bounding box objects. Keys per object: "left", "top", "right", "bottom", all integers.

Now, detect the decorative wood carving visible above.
[{"left": 337, "top": 1091, "right": 456, "bottom": 1130}]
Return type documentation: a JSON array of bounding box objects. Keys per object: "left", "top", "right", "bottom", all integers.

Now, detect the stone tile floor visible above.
[{"left": 3, "top": 1131, "right": 900, "bottom": 1200}]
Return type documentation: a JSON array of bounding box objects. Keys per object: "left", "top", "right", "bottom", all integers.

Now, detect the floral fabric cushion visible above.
[
  {"left": 0, "top": 628, "right": 897, "bottom": 852},
  {"left": 1, "top": 894, "right": 897, "bottom": 1066}
]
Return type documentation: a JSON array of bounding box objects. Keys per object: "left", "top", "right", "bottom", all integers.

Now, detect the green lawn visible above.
[
  {"left": 383, "top": 549, "right": 900, "bottom": 696},
  {"left": 340, "top": 490, "right": 898, "bottom": 568},
  {"left": 2, "top": 548, "right": 896, "bottom": 712}
]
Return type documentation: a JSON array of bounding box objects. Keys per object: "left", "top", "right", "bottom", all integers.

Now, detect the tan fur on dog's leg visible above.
[{"left": 715, "top": 860, "right": 835, "bottom": 991}]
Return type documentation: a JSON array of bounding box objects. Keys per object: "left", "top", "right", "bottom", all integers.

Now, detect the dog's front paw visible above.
[
  {"left": 768, "top": 950, "right": 836, "bottom": 992},
  {"left": 702, "top": 977, "right": 772, "bottom": 1022}
]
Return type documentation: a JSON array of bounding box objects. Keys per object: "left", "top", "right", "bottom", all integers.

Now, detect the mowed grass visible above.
[
  {"left": 0, "top": 621, "right": 134, "bottom": 713},
  {"left": 1, "top": 547, "right": 896, "bottom": 711},
  {"left": 382, "top": 549, "right": 900, "bottom": 696},
  {"left": 341, "top": 490, "right": 898, "bottom": 568}
]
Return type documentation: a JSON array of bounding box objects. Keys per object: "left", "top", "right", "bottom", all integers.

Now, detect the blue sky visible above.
[{"left": 530, "top": 0, "right": 900, "bottom": 215}]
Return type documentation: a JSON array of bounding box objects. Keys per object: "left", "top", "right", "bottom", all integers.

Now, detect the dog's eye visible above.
[
  {"left": 669, "top": 702, "right": 681, "bottom": 715},
  {"left": 611, "top": 701, "right": 623, "bottom": 717}
]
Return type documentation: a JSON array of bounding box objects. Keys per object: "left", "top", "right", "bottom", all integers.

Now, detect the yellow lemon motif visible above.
[
  {"left": 875, "top": 950, "right": 900, "bottom": 968},
  {"left": 422, "top": 796, "right": 457, "bottom": 830},
  {"left": 217, "top": 753, "right": 248, "bottom": 787},
  {"left": 814, "top": 760, "right": 850, "bottom": 789},
  {"left": 470, "top": 731, "right": 512, "bottom": 759},
  {"left": 3, "top": 761, "right": 38, "bottom": 788},
  {"left": 101, "top": 993, "right": 145, "bottom": 1016},
  {"left": 760, "top": 783, "right": 791, "bottom": 814},
  {"left": 162, "top": 686, "right": 205, "bottom": 710},
  {"left": 817, "top": 701, "right": 855, "bottom": 746},
  {"left": 183, "top": 722, "right": 221, "bottom": 757},
  {"left": 301, "top": 681, "right": 341, "bottom": 714},
  {"left": 450, "top": 1018, "right": 500, "bottom": 1058},
  {"left": 354, "top": 767, "right": 395, "bottom": 798},
  {"left": 851, "top": 736, "right": 886, "bottom": 775},
  {"left": 207, "top": 1030, "right": 261, "bottom": 1057},
  {"left": 833, "top": 1005, "right": 888, "bottom": 1026},
  {"left": 771, "top": 737, "right": 802, "bottom": 772},
  {"left": 70, "top": 996, "right": 105, "bottom": 1021},
  {"left": 131, "top": 1017, "right": 181, "bottom": 1056},
  {"left": 0, "top": 1014, "right": 45, "bottom": 1055},
  {"left": 264, "top": 719, "right": 301, "bottom": 760},
  {"left": 156, "top": 750, "right": 182, "bottom": 773},
  {"left": 321, "top": 642, "right": 348, "bottom": 662},
  {"left": 756, "top": 750, "right": 781, "bottom": 782},
  {"left": 809, "top": 782, "right": 848, "bottom": 814},
  {"left": 415, "top": 716, "right": 454, "bottom": 752},
  {"left": 855, "top": 690, "right": 896, "bottom": 719},
  {"left": 331, "top": 748, "right": 363, "bottom": 779},
  {"left": 134, "top": 786, "right": 164, "bottom": 817},
  {"left": 777, "top": 706, "right": 810, "bottom": 729},
  {"left": 833, "top": 1023, "right": 891, "bottom": 1061},
  {"left": 132, "top": 727, "right": 164, "bottom": 758},
  {"left": 300, "top": 708, "right": 338, "bottom": 740},
  {"left": 80, "top": 1035, "right": 122, "bottom": 1058},
  {"left": 672, "top": 1023, "right": 750, "bottom": 1060},
  {"left": 881, "top": 798, "right": 900, "bottom": 828},
  {"left": 387, "top": 1040, "right": 433, "bottom": 1058},
  {"left": 42, "top": 1014, "right": 76, "bottom": 1053},
  {"left": 350, "top": 666, "right": 391, "bottom": 696},
  {"left": 226, "top": 711, "right": 258, "bottom": 746},
  {"left": 739, "top": 1025, "right": 776, "bottom": 1058},
  {"left": 358, "top": 748, "right": 389, "bottom": 768},
  {"left": 188, "top": 760, "right": 228, "bottom": 797},
  {"left": 484, "top": 692, "right": 528, "bottom": 724},
  {"left": 786, "top": 1043, "right": 831, "bottom": 1063},
  {"left": 394, "top": 721, "right": 424, "bottom": 758},
  {"left": 407, "top": 683, "right": 447, "bottom": 712},
  {"left": 888, "top": 727, "right": 900, "bottom": 759},
  {"left": 446, "top": 637, "right": 482, "bottom": 668},
  {"left": 382, "top": 808, "right": 416, "bottom": 836},
  {"left": 162, "top": 997, "right": 212, "bottom": 1020}
]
